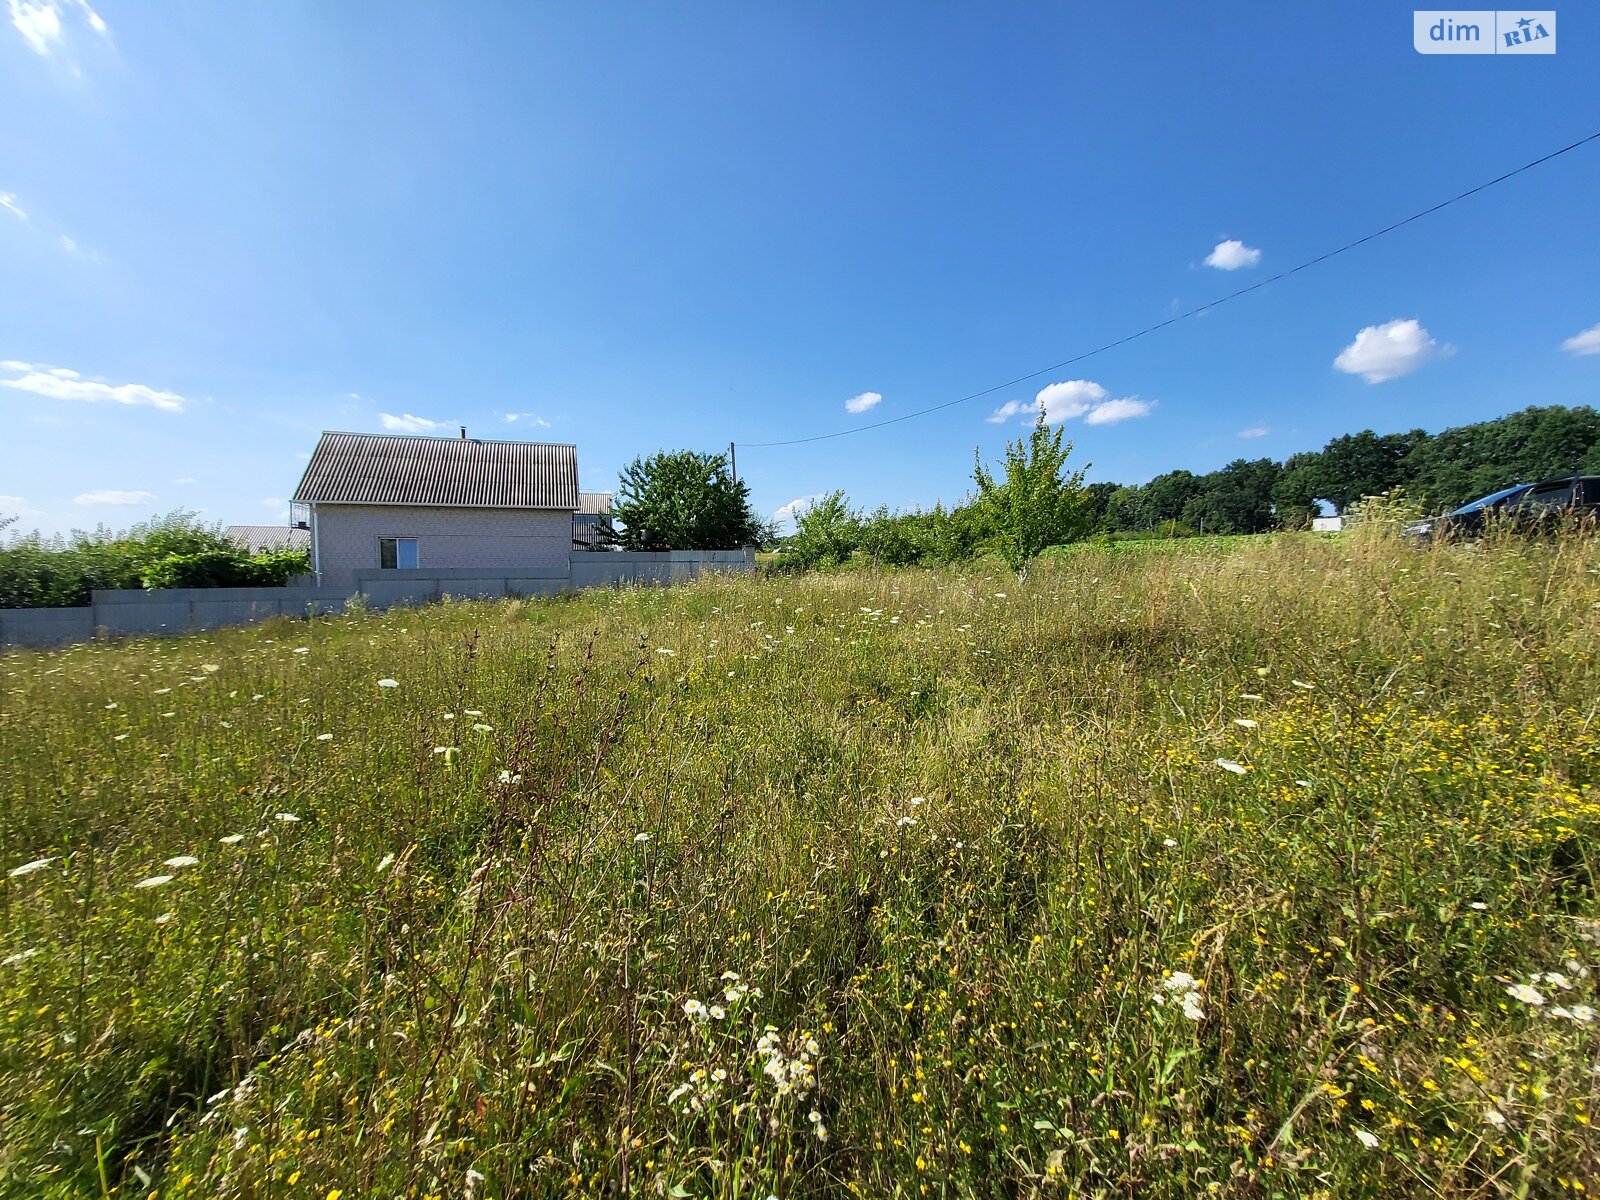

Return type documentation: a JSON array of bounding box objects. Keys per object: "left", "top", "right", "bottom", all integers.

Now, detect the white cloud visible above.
[
  {"left": 74, "top": 489, "right": 154, "bottom": 506},
  {"left": 58, "top": 234, "right": 77, "bottom": 253},
  {"left": 502, "top": 412, "right": 551, "bottom": 428},
  {"left": 1034, "top": 380, "right": 1106, "bottom": 423},
  {"left": 0, "top": 192, "right": 26, "bottom": 221},
  {"left": 0, "top": 361, "right": 187, "bottom": 411},
  {"left": 8, "top": 0, "right": 110, "bottom": 56},
  {"left": 174, "top": 476, "right": 197, "bottom": 484},
  {"left": 988, "top": 379, "right": 1154, "bottom": 428},
  {"left": 1084, "top": 397, "right": 1154, "bottom": 425},
  {"left": 1561, "top": 323, "right": 1600, "bottom": 357},
  {"left": 379, "top": 412, "right": 451, "bottom": 434},
  {"left": 845, "top": 391, "right": 883, "bottom": 415},
  {"left": 773, "top": 494, "right": 826, "bottom": 528},
  {"left": 1333, "top": 318, "right": 1448, "bottom": 383},
  {"left": 1238, "top": 425, "right": 1270, "bottom": 439},
  {"left": 0, "top": 493, "right": 44, "bottom": 517},
  {"left": 1205, "top": 239, "right": 1261, "bottom": 270}
]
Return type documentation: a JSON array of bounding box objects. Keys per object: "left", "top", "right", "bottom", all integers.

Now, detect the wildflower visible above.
[
  {"left": 219, "top": 834, "right": 245, "bottom": 845},
  {"left": 316, "top": 733, "right": 334, "bottom": 741},
  {"left": 1506, "top": 983, "right": 1546, "bottom": 1006},
  {"left": 909, "top": 796, "right": 926, "bottom": 806},
  {"left": 1241, "top": 693, "right": 1264, "bottom": 701},
  {"left": 656, "top": 648, "right": 676, "bottom": 656},
  {"left": 376, "top": 853, "right": 395, "bottom": 873},
  {"left": 8, "top": 857, "right": 55, "bottom": 879},
  {"left": 1163, "top": 838, "right": 1178, "bottom": 847},
  {"left": 3, "top": 948, "right": 40, "bottom": 966},
  {"left": 1180, "top": 992, "right": 1205, "bottom": 1021},
  {"left": 1538, "top": 971, "right": 1572, "bottom": 990},
  {"left": 464, "top": 709, "right": 483, "bottom": 717},
  {"left": 1485, "top": 1108, "right": 1507, "bottom": 1127},
  {"left": 114, "top": 733, "right": 129, "bottom": 742},
  {"left": 709, "top": 1004, "right": 726, "bottom": 1020},
  {"left": 1469, "top": 901, "right": 1489, "bottom": 910},
  {"left": 376, "top": 679, "right": 400, "bottom": 688},
  {"left": 134, "top": 875, "right": 174, "bottom": 889},
  {"left": 497, "top": 770, "right": 522, "bottom": 784},
  {"left": 1568, "top": 1005, "right": 1595, "bottom": 1022},
  {"left": 471, "top": 723, "right": 493, "bottom": 733},
  {"left": 202, "top": 664, "right": 221, "bottom": 673},
  {"left": 1213, "top": 759, "right": 1248, "bottom": 775},
  {"left": 1354, "top": 1129, "right": 1380, "bottom": 1149},
  {"left": 434, "top": 746, "right": 459, "bottom": 765},
  {"left": 1291, "top": 679, "right": 1314, "bottom": 690},
  {"left": 683, "top": 998, "right": 709, "bottom": 1023},
  {"left": 293, "top": 647, "right": 309, "bottom": 654},
  {"left": 163, "top": 856, "right": 200, "bottom": 868},
  {"left": 155, "top": 912, "right": 175, "bottom": 925},
  {"left": 275, "top": 812, "right": 302, "bottom": 823},
  {"left": 896, "top": 816, "right": 918, "bottom": 827},
  {"left": 634, "top": 833, "right": 651, "bottom": 843}
]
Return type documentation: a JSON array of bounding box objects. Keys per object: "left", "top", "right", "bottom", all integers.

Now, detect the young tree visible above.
[
  {"left": 611, "top": 450, "right": 763, "bottom": 550},
  {"left": 972, "top": 415, "right": 1091, "bottom": 574},
  {"left": 786, "top": 491, "right": 861, "bottom": 567}
]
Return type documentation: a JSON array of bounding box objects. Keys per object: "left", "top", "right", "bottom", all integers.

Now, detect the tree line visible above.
[{"left": 603, "top": 404, "right": 1600, "bottom": 571}]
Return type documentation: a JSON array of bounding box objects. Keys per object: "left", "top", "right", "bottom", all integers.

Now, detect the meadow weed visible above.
[{"left": 2, "top": 527, "right": 1597, "bottom": 1197}]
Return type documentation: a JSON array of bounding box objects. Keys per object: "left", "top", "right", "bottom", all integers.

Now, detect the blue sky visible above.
[{"left": 2, "top": 2, "right": 1598, "bottom": 536}]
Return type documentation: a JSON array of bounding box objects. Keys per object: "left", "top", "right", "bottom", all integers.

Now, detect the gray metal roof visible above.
[
  {"left": 293, "top": 431, "right": 579, "bottom": 509},
  {"left": 577, "top": 491, "right": 613, "bottom": 515},
  {"left": 225, "top": 525, "right": 311, "bottom": 553}
]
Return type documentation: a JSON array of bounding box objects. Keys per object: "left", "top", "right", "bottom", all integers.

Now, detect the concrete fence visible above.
[{"left": 0, "top": 548, "right": 756, "bottom": 649}]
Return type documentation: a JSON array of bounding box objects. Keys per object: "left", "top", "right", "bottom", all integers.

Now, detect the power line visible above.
[{"left": 742, "top": 129, "right": 1600, "bottom": 450}]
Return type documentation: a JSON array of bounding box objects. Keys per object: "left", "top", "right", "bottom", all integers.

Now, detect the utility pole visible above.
[{"left": 728, "top": 442, "right": 738, "bottom": 483}]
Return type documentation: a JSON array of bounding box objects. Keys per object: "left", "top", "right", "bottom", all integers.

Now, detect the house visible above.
[
  {"left": 573, "top": 492, "right": 614, "bottom": 549},
  {"left": 292, "top": 430, "right": 580, "bottom": 588},
  {"left": 225, "top": 524, "right": 312, "bottom": 554}
]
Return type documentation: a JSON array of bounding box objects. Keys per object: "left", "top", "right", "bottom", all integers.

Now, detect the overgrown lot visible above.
[{"left": 2, "top": 531, "right": 1598, "bottom": 1198}]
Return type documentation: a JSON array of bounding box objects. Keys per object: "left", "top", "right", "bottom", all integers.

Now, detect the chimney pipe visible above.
[{"left": 460, "top": 426, "right": 467, "bottom": 439}]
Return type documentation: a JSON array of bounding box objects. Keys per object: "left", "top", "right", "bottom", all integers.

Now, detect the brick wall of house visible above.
[{"left": 311, "top": 504, "right": 572, "bottom": 588}]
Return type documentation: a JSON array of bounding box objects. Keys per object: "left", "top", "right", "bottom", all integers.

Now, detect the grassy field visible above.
[{"left": 3, "top": 530, "right": 1598, "bottom": 1198}]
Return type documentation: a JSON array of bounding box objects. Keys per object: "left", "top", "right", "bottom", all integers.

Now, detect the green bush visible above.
[{"left": 0, "top": 513, "right": 307, "bottom": 608}]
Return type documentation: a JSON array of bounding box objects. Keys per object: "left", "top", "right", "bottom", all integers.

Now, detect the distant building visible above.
[
  {"left": 1311, "top": 515, "right": 1344, "bottom": 533},
  {"left": 291, "top": 430, "right": 580, "bottom": 588},
  {"left": 573, "top": 492, "right": 614, "bottom": 549},
  {"left": 225, "top": 525, "right": 311, "bottom": 554}
]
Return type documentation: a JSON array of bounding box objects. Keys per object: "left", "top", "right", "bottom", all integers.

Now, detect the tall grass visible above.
[{"left": 2, "top": 529, "right": 1597, "bottom": 1198}]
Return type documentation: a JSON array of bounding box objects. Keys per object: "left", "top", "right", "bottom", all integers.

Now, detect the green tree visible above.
[
  {"left": 785, "top": 491, "right": 861, "bottom": 567},
  {"left": 1183, "top": 458, "right": 1281, "bottom": 534},
  {"left": 972, "top": 416, "right": 1091, "bottom": 573},
  {"left": 611, "top": 451, "right": 763, "bottom": 550},
  {"left": 1403, "top": 405, "right": 1600, "bottom": 508},
  {"left": 1316, "top": 429, "right": 1427, "bottom": 512},
  {"left": 1271, "top": 451, "right": 1325, "bottom": 529}
]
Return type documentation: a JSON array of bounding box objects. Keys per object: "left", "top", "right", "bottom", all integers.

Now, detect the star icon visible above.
[{"left": 1517, "top": 16, "right": 1533, "bottom": 29}]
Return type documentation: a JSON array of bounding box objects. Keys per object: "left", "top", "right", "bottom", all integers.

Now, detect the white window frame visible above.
[{"left": 379, "top": 536, "right": 420, "bottom": 570}]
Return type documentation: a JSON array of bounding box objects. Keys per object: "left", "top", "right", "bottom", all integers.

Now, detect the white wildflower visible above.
[
  {"left": 1213, "top": 758, "right": 1248, "bottom": 775},
  {"left": 634, "top": 833, "right": 651, "bottom": 843},
  {"left": 376, "top": 853, "right": 395, "bottom": 873},
  {"left": 377, "top": 678, "right": 400, "bottom": 688},
  {"left": 1233, "top": 718, "right": 1258, "bottom": 728},
  {"left": 154, "top": 912, "right": 175, "bottom": 925},
  {"left": 1163, "top": 838, "right": 1178, "bottom": 848},
  {"left": 1506, "top": 983, "right": 1546, "bottom": 1006},
  {"left": 709, "top": 1004, "right": 726, "bottom": 1020},
  {"left": 163, "top": 856, "right": 199, "bottom": 868},
  {"left": 1180, "top": 992, "right": 1205, "bottom": 1021},
  {"left": 1567, "top": 1004, "right": 1595, "bottom": 1022},
  {"left": 219, "top": 834, "right": 245, "bottom": 845},
  {"left": 316, "top": 733, "right": 334, "bottom": 741},
  {"left": 1484, "top": 1107, "right": 1506, "bottom": 1127},
  {"left": 471, "top": 723, "right": 493, "bottom": 733},
  {"left": 134, "top": 875, "right": 174, "bottom": 889},
  {"left": 656, "top": 647, "right": 676, "bottom": 656},
  {"left": 3, "top": 948, "right": 40, "bottom": 966},
  {"left": 8, "top": 857, "right": 55, "bottom": 879},
  {"left": 1354, "top": 1129, "right": 1380, "bottom": 1149},
  {"left": 1469, "top": 901, "right": 1489, "bottom": 910},
  {"left": 202, "top": 664, "right": 221, "bottom": 673},
  {"left": 275, "top": 812, "right": 302, "bottom": 823},
  {"left": 293, "top": 647, "right": 309, "bottom": 654},
  {"left": 683, "top": 998, "right": 709, "bottom": 1023},
  {"left": 497, "top": 770, "right": 521, "bottom": 785}
]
